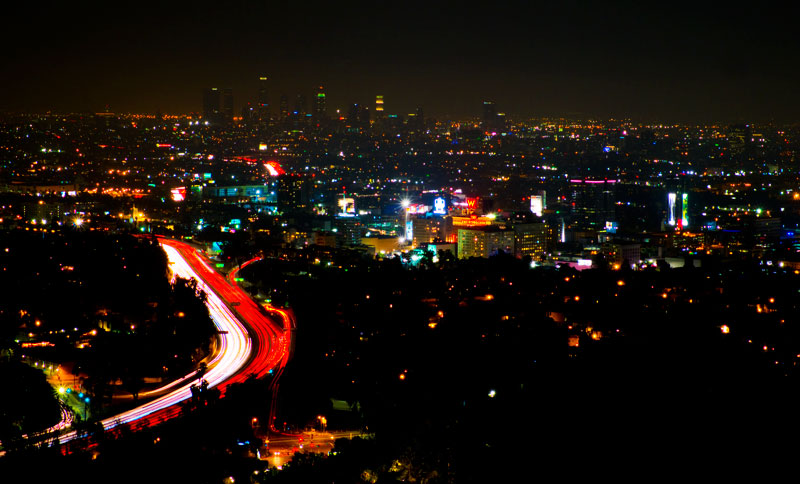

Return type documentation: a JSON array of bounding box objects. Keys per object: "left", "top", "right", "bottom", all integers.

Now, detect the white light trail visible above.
[{"left": 56, "top": 242, "right": 252, "bottom": 443}]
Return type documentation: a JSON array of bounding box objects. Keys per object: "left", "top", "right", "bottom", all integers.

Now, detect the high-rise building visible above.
[
  {"left": 279, "top": 94, "right": 289, "bottom": 119},
  {"left": 457, "top": 226, "right": 515, "bottom": 259},
  {"left": 257, "top": 76, "right": 269, "bottom": 121},
  {"left": 375, "top": 95, "right": 384, "bottom": 117},
  {"left": 347, "top": 103, "right": 370, "bottom": 130},
  {"left": 570, "top": 179, "right": 616, "bottom": 230},
  {"left": 335, "top": 216, "right": 365, "bottom": 247},
  {"left": 313, "top": 86, "right": 327, "bottom": 118},
  {"left": 222, "top": 88, "right": 234, "bottom": 122},
  {"left": 481, "top": 100, "right": 505, "bottom": 132},
  {"left": 513, "top": 222, "right": 548, "bottom": 260},
  {"left": 277, "top": 174, "right": 310, "bottom": 214},
  {"left": 294, "top": 94, "right": 307, "bottom": 116},
  {"left": 411, "top": 216, "right": 445, "bottom": 247},
  {"left": 482, "top": 100, "right": 497, "bottom": 127},
  {"left": 203, "top": 87, "right": 221, "bottom": 121}
]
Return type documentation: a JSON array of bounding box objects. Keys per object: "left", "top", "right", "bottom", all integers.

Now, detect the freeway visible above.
[
  {"left": 50, "top": 237, "right": 291, "bottom": 444},
  {"left": 228, "top": 259, "right": 295, "bottom": 433}
]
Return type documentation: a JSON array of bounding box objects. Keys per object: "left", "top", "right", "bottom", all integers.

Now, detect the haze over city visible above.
[{"left": 3, "top": 1, "right": 800, "bottom": 122}]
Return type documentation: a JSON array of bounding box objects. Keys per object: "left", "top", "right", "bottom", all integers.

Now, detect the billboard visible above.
[
  {"left": 338, "top": 197, "right": 355, "bottom": 215},
  {"left": 681, "top": 193, "right": 689, "bottom": 228},
  {"left": 530, "top": 195, "right": 543, "bottom": 216},
  {"left": 667, "top": 192, "right": 677, "bottom": 226},
  {"left": 170, "top": 187, "right": 186, "bottom": 202},
  {"left": 466, "top": 197, "right": 478, "bottom": 213},
  {"left": 433, "top": 196, "right": 447, "bottom": 215}
]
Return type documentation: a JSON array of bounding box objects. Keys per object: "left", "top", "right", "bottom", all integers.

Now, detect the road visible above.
[
  {"left": 49, "top": 237, "right": 291, "bottom": 445},
  {"left": 262, "top": 431, "right": 370, "bottom": 469}
]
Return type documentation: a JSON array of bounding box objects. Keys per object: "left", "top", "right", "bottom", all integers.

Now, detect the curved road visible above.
[{"left": 52, "top": 237, "right": 291, "bottom": 444}]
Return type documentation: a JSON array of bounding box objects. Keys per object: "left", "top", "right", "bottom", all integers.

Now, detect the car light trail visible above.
[
  {"left": 16, "top": 237, "right": 293, "bottom": 450},
  {"left": 55, "top": 239, "right": 254, "bottom": 444}
]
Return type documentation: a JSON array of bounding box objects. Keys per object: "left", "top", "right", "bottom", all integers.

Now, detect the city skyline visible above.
[{"left": 2, "top": 2, "right": 800, "bottom": 122}]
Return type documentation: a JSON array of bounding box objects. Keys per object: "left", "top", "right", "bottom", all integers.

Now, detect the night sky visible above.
[{"left": 2, "top": 1, "right": 799, "bottom": 122}]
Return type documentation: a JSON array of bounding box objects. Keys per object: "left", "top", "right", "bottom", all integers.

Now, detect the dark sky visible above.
[{"left": 2, "top": 1, "right": 799, "bottom": 122}]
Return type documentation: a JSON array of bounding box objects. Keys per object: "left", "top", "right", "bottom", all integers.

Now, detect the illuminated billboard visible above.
[
  {"left": 338, "top": 197, "right": 355, "bottom": 214},
  {"left": 667, "top": 193, "right": 677, "bottom": 226},
  {"left": 530, "top": 195, "right": 543, "bottom": 216},
  {"left": 681, "top": 193, "right": 689, "bottom": 228},
  {"left": 433, "top": 196, "right": 447, "bottom": 215},
  {"left": 170, "top": 187, "right": 186, "bottom": 202},
  {"left": 264, "top": 161, "right": 285, "bottom": 177}
]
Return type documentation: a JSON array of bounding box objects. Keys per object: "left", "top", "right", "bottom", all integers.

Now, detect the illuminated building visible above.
[
  {"left": 482, "top": 100, "right": 497, "bottom": 127},
  {"left": 22, "top": 201, "right": 64, "bottom": 223},
  {"left": 277, "top": 174, "right": 310, "bottom": 214},
  {"left": 338, "top": 196, "right": 356, "bottom": 215},
  {"left": 411, "top": 216, "right": 445, "bottom": 247},
  {"left": 513, "top": 222, "right": 548, "bottom": 260},
  {"left": 203, "top": 87, "right": 233, "bottom": 124},
  {"left": 570, "top": 179, "right": 616, "bottom": 230},
  {"left": 347, "top": 103, "right": 370, "bottom": 130},
  {"left": 375, "top": 95, "right": 384, "bottom": 118},
  {"left": 313, "top": 86, "right": 327, "bottom": 118},
  {"left": 294, "top": 94, "right": 307, "bottom": 116},
  {"left": 335, "top": 216, "right": 365, "bottom": 247},
  {"left": 530, "top": 191, "right": 546, "bottom": 217},
  {"left": 361, "top": 235, "right": 402, "bottom": 254},
  {"left": 257, "top": 76, "right": 269, "bottom": 122},
  {"left": 667, "top": 192, "right": 677, "bottom": 226},
  {"left": 312, "top": 231, "right": 337, "bottom": 248},
  {"left": 681, "top": 193, "right": 689, "bottom": 228},
  {"left": 727, "top": 124, "right": 751, "bottom": 156},
  {"left": 602, "top": 243, "right": 641, "bottom": 269},
  {"left": 450, "top": 215, "right": 495, "bottom": 229},
  {"left": 204, "top": 184, "right": 277, "bottom": 211},
  {"left": 457, "top": 226, "right": 515, "bottom": 259}
]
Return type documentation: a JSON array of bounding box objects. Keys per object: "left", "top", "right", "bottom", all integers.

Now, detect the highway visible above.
[{"left": 50, "top": 237, "right": 291, "bottom": 445}]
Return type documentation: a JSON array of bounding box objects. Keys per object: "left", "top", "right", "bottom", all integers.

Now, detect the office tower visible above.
[
  {"left": 279, "top": 94, "right": 289, "bottom": 119},
  {"left": 375, "top": 95, "right": 385, "bottom": 117},
  {"left": 513, "top": 222, "right": 548, "bottom": 260},
  {"left": 203, "top": 87, "right": 221, "bottom": 121},
  {"left": 347, "top": 103, "right": 370, "bottom": 128},
  {"left": 411, "top": 216, "right": 445, "bottom": 247},
  {"left": 570, "top": 179, "right": 616, "bottom": 230},
  {"left": 277, "top": 174, "right": 310, "bottom": 214},
  {"left": 257, "top": 76, "right": 269, "bottom": 121},
  {"left": 457, "top": 226, "right": 515, "bottom": 259},
  {"left": 313, "top": 86, "right": 327, "bottom": 118},
  {"left": 728, "top": 124, "right": 751, "bottom": 156},
  {"left": 335, "top": 216, "right": 365, "bottom": 247},
  {"left": 222, "top": 88, "right": 234, "bottom": 122},
  {"left": 294, "top": 94, "right": 307, "bottom": 116},
  {"left": 482, "top": 100, "right": 497, "bottom": 126}
]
